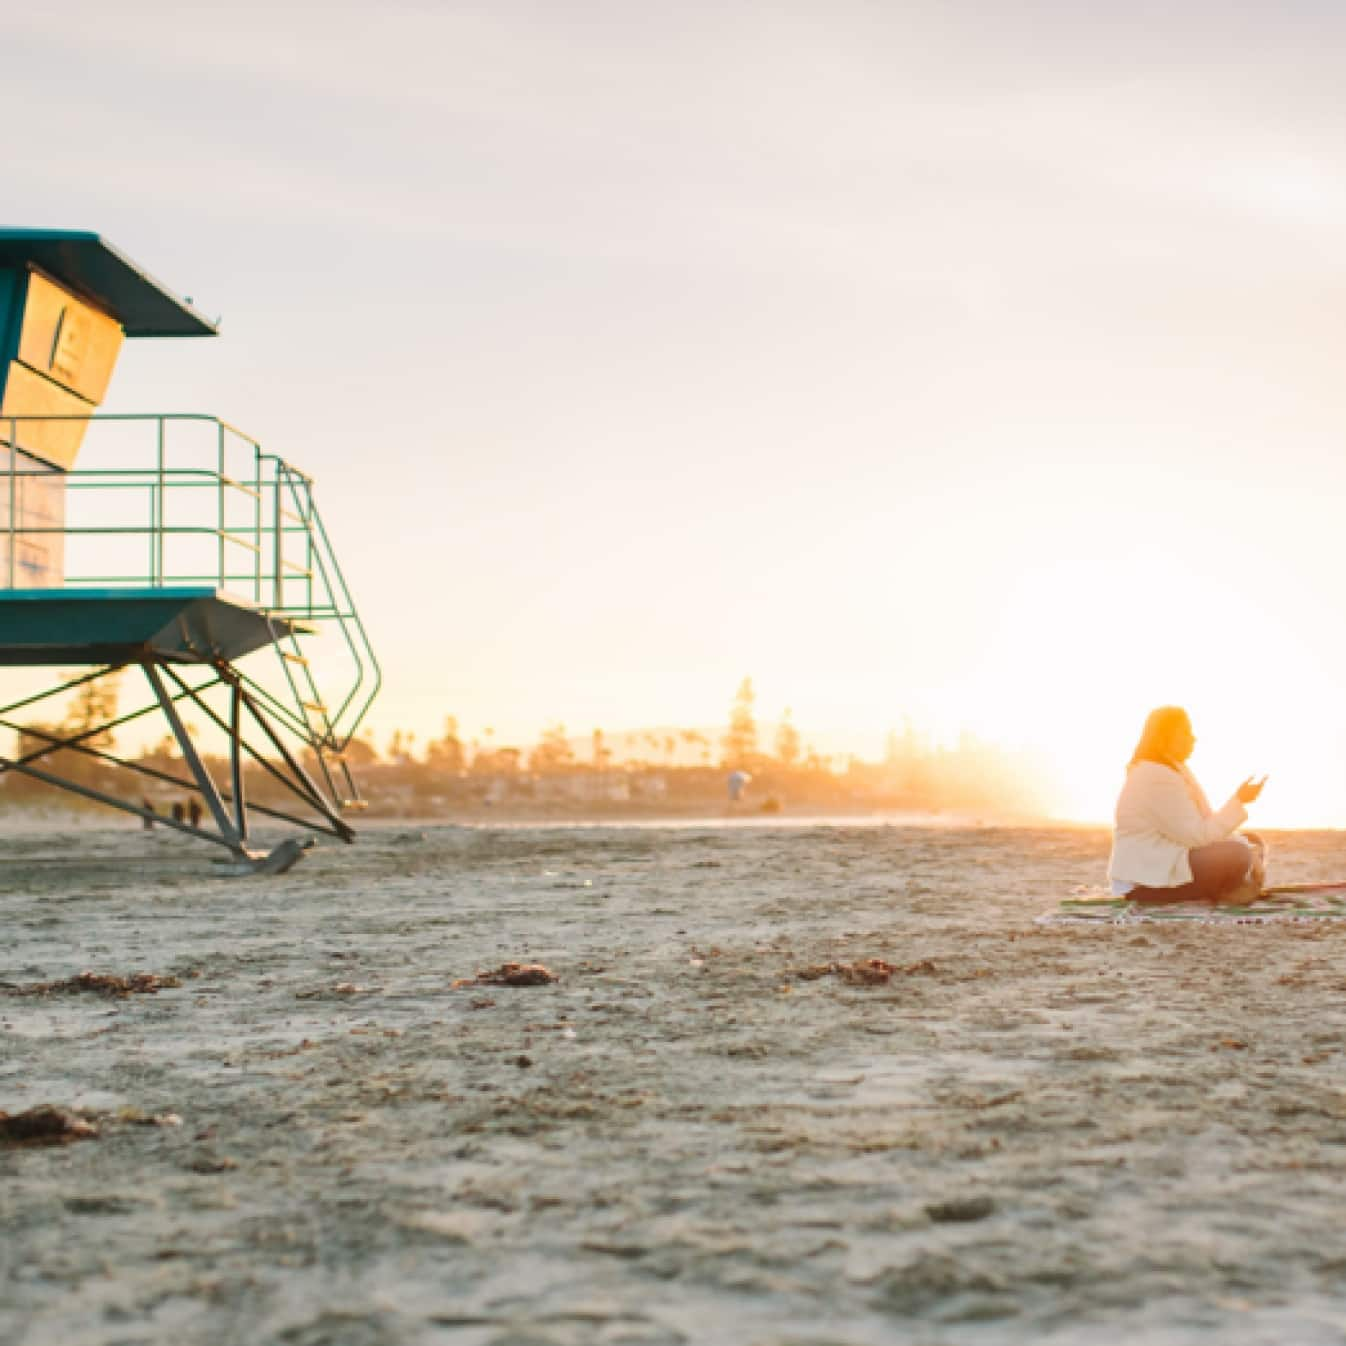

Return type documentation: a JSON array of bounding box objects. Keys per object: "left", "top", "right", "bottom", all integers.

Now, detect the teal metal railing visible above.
[{"left": 0, "top": 413, "right": 381, "bottom": 752}]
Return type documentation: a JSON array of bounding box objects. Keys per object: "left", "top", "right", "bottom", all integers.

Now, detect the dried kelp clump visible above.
[
  {"left": 10, "top": 971, "right": 182, "bottom": 998},
  {"left": 295, "top": 982, "right": 376, "bottom": 1000},
  {"left": 454, "top": 962, "right": 558, "bottom": 988},
  {"left": 792, "top": 958, "right": 938, "bottom": 986},
  {"left": 795, "top": 958, "right": 898, "bottom": 985},
  {"left": 0, "top": 1106, "right": 98, "bottom": 1147}
]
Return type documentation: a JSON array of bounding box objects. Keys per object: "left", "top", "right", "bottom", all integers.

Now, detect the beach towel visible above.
[{"left": 1040, "top": 882, "right": 1346, "bottom": 926}]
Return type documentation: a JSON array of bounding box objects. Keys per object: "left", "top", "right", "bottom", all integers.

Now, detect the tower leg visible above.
[
  {"left": 144, "top": 662, "right": 242, "bottom": 849},
  {"left": 230, "top": 681, "right": 249, "bottom": 844},
  {"left": 0, "top": 657, "right": 357, "bottom": 874}
]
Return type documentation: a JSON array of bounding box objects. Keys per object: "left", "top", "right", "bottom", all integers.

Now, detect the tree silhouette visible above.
[
  {"left": 529, "top": 723, "right": 574, "bottom": 773},
  {"left": 63, "top": 670, "right": 123, "bottom": 751},
  {"left": 424, "top": 716, "right": 465, "bottom": 771},
  {"left": 722, "top": 677, "right": 758, "bottom": 768},
  {"left": 387, "top": 729, "right": 417, "bottom": 764},
  {"left": 343, "top": 732, "right": 380, "bottom": 767},
  {"left": 592, "top": 729, "right": 611, "bottom": 771},
  {"left": 774, "top": 707, "right": 801, "bottom": 768}
]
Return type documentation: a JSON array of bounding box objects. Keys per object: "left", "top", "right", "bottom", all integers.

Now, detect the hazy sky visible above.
[{"left": 7, "top": 1, "right": 1346, "bottom": 820}]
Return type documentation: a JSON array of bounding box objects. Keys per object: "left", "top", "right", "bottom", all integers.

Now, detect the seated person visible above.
[{"left": 1108, "top": 705, "right": 1266, "bottom": 904}]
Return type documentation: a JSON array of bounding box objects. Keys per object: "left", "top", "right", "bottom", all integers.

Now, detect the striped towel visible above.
[{"left": 1040, "top": 883, "right": 1346, "bottom": 926}]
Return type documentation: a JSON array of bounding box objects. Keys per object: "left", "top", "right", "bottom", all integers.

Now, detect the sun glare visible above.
[{"left": 938, "top": 553, "right": 1346, "bottom": 828}]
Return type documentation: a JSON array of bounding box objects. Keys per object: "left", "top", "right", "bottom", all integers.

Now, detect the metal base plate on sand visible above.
[{"left": 210, "top": 836, "right": 315, "bottom": 878}]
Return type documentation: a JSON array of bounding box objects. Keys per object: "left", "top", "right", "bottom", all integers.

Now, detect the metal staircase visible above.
[{"left": 238, "top": 452, "right": 381, "bottom": 812}]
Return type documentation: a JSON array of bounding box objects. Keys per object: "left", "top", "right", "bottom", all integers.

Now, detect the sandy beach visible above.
[{"left": 6, "top": 817, "right": 1346, "bottom": 1345}]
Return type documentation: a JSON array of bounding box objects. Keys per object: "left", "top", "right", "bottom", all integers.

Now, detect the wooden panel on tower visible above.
[
  {"left": 16, "top": 270, "right": 124, "bottom": 405},
  {"left": 0, "top": 360, "right": 97, "bottom": 471}
]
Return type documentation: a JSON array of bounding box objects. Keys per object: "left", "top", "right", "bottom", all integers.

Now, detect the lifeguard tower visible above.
[{"left": 0, "top": 230, "right": 380, "bottom": 873}]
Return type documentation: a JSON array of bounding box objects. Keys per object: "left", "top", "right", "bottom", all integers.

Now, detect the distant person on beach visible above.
[
  {"left": 1108, "top": 705, "right": 1267, "bottom": 904},
  {"left": 727, "top": 770, "right": 750, "bottom": 805}
]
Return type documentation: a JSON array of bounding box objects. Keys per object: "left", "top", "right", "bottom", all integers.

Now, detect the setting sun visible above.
[{"left": 903, "top": 534, "right": 1346, "bottom": 826}]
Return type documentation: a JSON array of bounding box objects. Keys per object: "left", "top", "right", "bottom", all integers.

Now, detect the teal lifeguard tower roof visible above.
[{"left": 0, "top": 229, "right": 217, "bottom": 337}]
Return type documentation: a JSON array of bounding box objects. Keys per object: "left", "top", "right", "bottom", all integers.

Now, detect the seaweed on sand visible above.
[
  {"left": 453, "top": 963, "right": 558, "bottom": 988},
  {"left": 791, "top": 958, "right": 939, "bottom": 986},
  {"left": 7, "top": 971, "right": 182, "bottom": 998},
  {"left": 0, "top": 1106, "right": 98, "bottom": 1147}
]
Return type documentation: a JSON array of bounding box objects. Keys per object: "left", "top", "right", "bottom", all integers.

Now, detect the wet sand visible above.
[{"left": 5, "top": 819, "right": 1346, "bottom": 1345}]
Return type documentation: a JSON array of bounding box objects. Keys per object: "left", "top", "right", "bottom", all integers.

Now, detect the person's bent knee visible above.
[{"left": 1190, "top": 839, "right": 1252, "bottom": 900}]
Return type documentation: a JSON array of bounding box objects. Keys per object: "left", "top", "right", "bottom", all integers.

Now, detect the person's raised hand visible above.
[{"left": 1236, "top": 775, "right": 1267, "bottom": 804}]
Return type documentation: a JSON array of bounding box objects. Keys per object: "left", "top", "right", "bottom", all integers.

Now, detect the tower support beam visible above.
[{"left": 0, "top": 655, "right": 354, "bottom": 873}]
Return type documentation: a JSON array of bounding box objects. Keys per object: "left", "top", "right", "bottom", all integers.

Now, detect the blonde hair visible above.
[{"left": 1129, "top": 705, "right": 1190, "bottom": 769}]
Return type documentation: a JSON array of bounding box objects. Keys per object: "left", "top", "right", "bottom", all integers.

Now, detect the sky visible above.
[{"left": 6, "top": 0, "right": 1346, "bottom": 822}]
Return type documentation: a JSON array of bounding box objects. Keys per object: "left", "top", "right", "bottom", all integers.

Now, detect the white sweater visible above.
[{"left": 1107, "top": 760, "right": 1247, "bottom": 891}]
